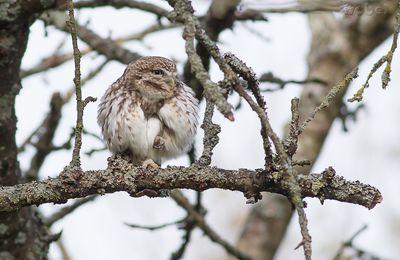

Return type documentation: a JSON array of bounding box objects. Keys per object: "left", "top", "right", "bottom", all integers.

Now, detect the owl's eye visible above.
[{"left": 152, "top": 69, "right": 164, "bottom": 76}]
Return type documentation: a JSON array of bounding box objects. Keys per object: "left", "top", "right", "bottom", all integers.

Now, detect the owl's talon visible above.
[
  {"left": 119, "top": 151, "right": 133, "bottom": 162},
  {"left": 153, "top": 136, "right": 165, "bottom": 150},
  {"left": 142, "top": 159, "right": 159, "bottom": 171}
]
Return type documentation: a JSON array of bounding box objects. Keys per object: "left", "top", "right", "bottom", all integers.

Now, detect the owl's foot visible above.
[
  {"left": 119, "top": 151, "right": 133, "bottom": 163},
  {"left": 153, "top": 136, "right": 165, "bottom": 150},
  {"left": 142, "top": 159, "right": 160, "bottom": 171}
]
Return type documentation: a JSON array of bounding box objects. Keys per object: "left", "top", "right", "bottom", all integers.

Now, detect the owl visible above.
[{"left": 97, "top": 56, "right": 199, "bottom": 169}]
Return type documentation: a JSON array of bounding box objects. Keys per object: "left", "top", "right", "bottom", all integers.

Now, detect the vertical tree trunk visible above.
[{"left": 0, "top": 4, "right": 50, "bottom": 259}]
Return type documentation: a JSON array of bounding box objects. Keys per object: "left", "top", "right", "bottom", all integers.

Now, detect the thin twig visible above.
[
  {"left": 67, "top": 0, "right": 83, "bottom": 167},
  {"left": 22, "top": 22, "right": 177, "bottom": 78},
  {"left": 21, "top": 52, "right": 83, "bottom": 79},
  {"left": 170, "top": 190, "right": 251, "bottom": 260},
  {"left": 66, "top": 0, "right": 96, "bottom": 167},
  {"left": 20, "top": 59, "right": 106, "bottom": 181},
  {"left": 45, "top": 195, "right": 96, "bottom": 226},
  {"left": 348, "top": 2, "right": 400, "bottom": 102},
  {"left": 299, "top": 69, "right": 359, "bottom": 136},
  {"left": 24, "top": 93, "right": 63, "bottom": 181},
  {"left": 333, "top": 224, "right": 368, "bottom": 260},
  {"left": 338, "top": 103, "right": 365, "bottom": 132},
  {"left": 84, "top": 146, "right": 107, "bottom": 156},
  {"left": 259, "top": 72, "right": 327, "bottom": 92},
  {"left": 284, "top": 98, "right": 300, "bottom": 157},
  {"left": 125, "top": 218, "right": 185, "bottom": 231},
  {"left": 170, "top": 225, "right": 193, "bottom": 260},
  {"left": 224, "top": 53, "right": 313, "bottom": 260},
  {"left": 18, "top": 124, "right": 43, "bottom": 153},
  {"left": 57, "top": 238, "right": 73, "bottom": 260},
  {"left": 197, "top": 99, "right": 220, "bottom": 166},
  {"left": 42, "top": 11, "right": 141, "bottom": 64},
  {"left": 224, "top": 53, "right": 274, "bottom": 169}
]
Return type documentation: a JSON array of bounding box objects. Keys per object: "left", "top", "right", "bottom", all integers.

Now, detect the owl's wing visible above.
[
  {"left": 157, "top": 82, "right": 199, "bottom": 157},
  {"left": 98, "top": 84, "right": 130, "bottom": 153},
  {"left": 98, "top": 82, "right": 165, "bottom": 165}
]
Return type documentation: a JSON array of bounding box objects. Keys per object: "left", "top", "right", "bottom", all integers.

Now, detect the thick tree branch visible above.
[{"left": 0, "top": 156, "right": 382, "bottom": 212}]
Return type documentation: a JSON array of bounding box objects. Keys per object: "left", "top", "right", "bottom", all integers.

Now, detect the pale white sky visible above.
[{"left": 17, "top": 1, "right": 400, "bottom": 259}]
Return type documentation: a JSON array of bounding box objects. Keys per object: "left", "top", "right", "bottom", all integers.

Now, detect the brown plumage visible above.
[{"left": 97, "top": 56, "right": 199, "bottom": 168}]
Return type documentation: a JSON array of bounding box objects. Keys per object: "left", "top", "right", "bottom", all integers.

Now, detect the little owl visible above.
[{"left": 97, "top": 56, "right": 199, "bottom": 169}]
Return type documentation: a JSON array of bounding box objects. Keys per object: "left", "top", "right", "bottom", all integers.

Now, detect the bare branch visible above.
[
  {"left": 284, "top": 98, "right": 300, "bottom": 158},
  {"left": 56, "top": 237, "right": 73, "bottom": 260},
  {"left": 348, "top": 1, "right": 400, "bottom": 102},
  {"left": 45, "top": 195, "right": 96, "bottom": 226},
  {"left": 333, "top": 224, "right": 383, "bottom": 260},
  {"left": 42, "top": 11, "right": 142, "bottom": 64},
  {"left": 170, "top": 224, "right": 193, "bottom": 260},
  {"left": 170, "top": 191, "right": 251, "bottom": 260},
  {"left": 224, "top": 53, "right": 274, "bottom": 170},
  {"left": 298, "top": 69, "right": 359, "bottom": 137},
  {"left": 259, "top": 72, "right": 327, "bottom": 92},
  {"left": 236, "top": 3, "right": 399, "bottom": 256},
  {"left": 197, "top": 100, "right": 220, "bottom": 166},
  {"left": 168, "top": 1, "right": 234, "bottom": 120},
  {"left": 22, "top": 22, "right": 178, "bottom": 78},
  {"left": 181, "top": 0, "right": 241, "bottom": 99},
  {"left": 235, "top": 9, "right": 268, "bottom": 22},
  {"left": 67, "top": 1, "right": 83, "bottom": 167},
  {"left": 224, "top": 52, "right": 312, "bottom": 260},
  {"left": 21, "top": 51, "right": 81, "bottom": 79},
  {"left": 24, "top": 93, "right": 63, "bottom": 181},
  {"left": 125, "top": 218, "right": 184, "bottom": 231}
]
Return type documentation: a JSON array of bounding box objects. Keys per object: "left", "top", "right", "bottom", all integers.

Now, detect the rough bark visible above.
[
  {"left": 0, "top": 156, "right": 382, "bottom": 212},
  {"left": 0, "top": 2, "right": 53, "bottom": 259}
]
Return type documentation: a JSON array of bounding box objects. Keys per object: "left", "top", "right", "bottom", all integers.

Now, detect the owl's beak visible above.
[{"left": 165, "top": 75, "right": 177, "bottom": 88}]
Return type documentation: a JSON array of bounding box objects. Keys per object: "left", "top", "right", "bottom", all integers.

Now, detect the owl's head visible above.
[{"left": 125, "top": 56, "right": 179, "bottom": 101}]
